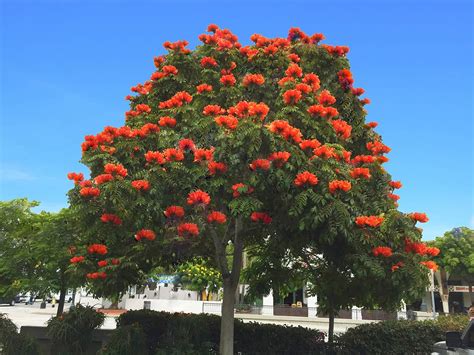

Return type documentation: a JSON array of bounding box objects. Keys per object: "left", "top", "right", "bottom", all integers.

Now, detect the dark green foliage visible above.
[
  {"left": 47, "top": 304, "right": 105, "bottom": 354},
  {"left": 100, "top": 324, "right": 147, "bottom": 355},
  {"left": 116, "top": 310, "right": 325, "bottom": 354},
  {"left": 0, "top": 313, "right": 39, "bottom": 355},
  {"left": 433, "top": 313, "right": 470, "bottom": 333}
]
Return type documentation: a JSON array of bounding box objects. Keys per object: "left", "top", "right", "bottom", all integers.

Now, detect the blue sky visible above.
[{"left": 0, "top": 0, "right": 472, "bottom": 240}]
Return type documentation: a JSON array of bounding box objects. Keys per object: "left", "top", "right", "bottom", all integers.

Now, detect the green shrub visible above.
[
  {"left": 0, "top": 313, "right": 39, "bottom": 355},
  {"left": 338, "top": 319, "right": 444, "bottom": 354},
  {"left": 100, "top": 323, "right": 147, "bottom": 355},
  {"left": 433, "top": 313, "right": 470, "bottom": 333},
  {"left": 116, "top": 310, "right": 325, "bottom": 354},
  {"left": 47, "top": 304, "right": 105, "bottom": 354}
]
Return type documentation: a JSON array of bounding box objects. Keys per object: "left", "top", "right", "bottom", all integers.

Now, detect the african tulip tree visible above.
[{"left": 68, "top": 25, "right": 438, "bottom": 353}]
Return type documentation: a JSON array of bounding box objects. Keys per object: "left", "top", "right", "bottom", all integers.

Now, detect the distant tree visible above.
[
  {"left": 176, "top": 257, "right": 222, "bottom": 300},
  {"left": 430, "top": 227, "right": 474, "bottom": 310}
]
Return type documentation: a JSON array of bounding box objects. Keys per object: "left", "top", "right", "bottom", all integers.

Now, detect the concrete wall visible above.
[{"left": 125, "top": 298, "right": 221, "bottom": 314}]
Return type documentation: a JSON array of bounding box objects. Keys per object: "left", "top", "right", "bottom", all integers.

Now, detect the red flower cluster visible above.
[
  {"left": 285, "top": 63, "right": 303, "bottom": 78},
  {"left": 199, "top": 25, "right": 240, "bottom": 51},
  {"left": 194, "top": 148, "right": 214, "bottom": 162},
  {"left": 187, "top": 190, "right": 211, "bottom": 205},
  {"left": 372, "top": 246, "right": 392, "bottom": 257},
  {"left": 98, "top": 260, "right": 108, "bottom": 267},
  {"left": 87, "top": 272, "right": 107, "bottom": 280},
  {"left": 87, "top": 244, "right": 108, "bottom": 255},
  {"left": 331, "top": 119, "right": 352, "bottom": 139},
  {"left": 162, "top": 65, "right": 178, "bottom": 75},
  {"left": 313, "top": 145, "right": 337, "bottom": 159},
  {"left": 220, "top": 74, "right": 236, "bottom": 86},
  {"left": 104, "top": 163, "right": 127, "bottom": 177},
  {"left": 388, "top": 193, "right": 400, "bottom": 201},
  {"left": 145, "top": 151, "right": 165, "bottom": 164},
  {"left": 389, "top": 181, "right": 402, "bottom": 189},
  {"left": 329, "top": 180, "right": 352, "bottom": 193},
  {"left": 302, "top": 73, "right": 320, "bottom": 91},
  {"left": 352, "top": 88, "right": 365, "bottom": 96},
  {"left": 126, "top": 104, "right": 152, "bottom": 119},
  {"left": 133, "top": 123, "right": 160, "bottom": 138},
  {"left": 159, "top": 91, "right": 192, "bottom": 109},
  {"left": 163, "top": 148, "right": 184, "bottom": 162},
  {"left": 391, "top": 262, "right": 404, "bottom": 272},
  {"left": 322, "top": 45, "right": 350, "bottom": 57},
  {"left": 207, "top": 211, "right": 227, "bottom": 224},
  {"left": 215, "top": 115, "right": 238, "bottom": 130},
  {"left": 350, "top": 168, "right": 371, "bottom": 179},
  {"left": 132, "top": 180, "right": 150, "bottom": 191},
  {"left": 67, "top": 172, "right": 84, "bottom": 184},
  {"left": 196, "top": 84, "right": 213, "bottom": 93},
  {"left": 268, "top": 151, "right": 291, "bottom": 167},
  {"left": 405, "top": 239, "right": 440, "bottom": 256},
  {"left": 163, "top": 40, "right": 191, "bottom": 54},
  {"left": 135, "top": 229, "right": 156, "bottom": 241},
  {"left": 352, "top": 155, "right": 376, "bottom": 165},
  {"left": 164, "top": 205, "right": 185, "bottom": 218},
  {"left": 337, "top": 69, "right": 354, "bottom": 90},
  {"left": 367, "top": 141, "right": 391, "bottom": 155},
  {"left": 366, "top": 121, "right": 378, "bottom": 128},
  {"left": 177, "top": 223, "right": 200, "bottom": 237},
  {"left": 100, "top": 213, "right": 122, "bottom": 225},
  {"left": 249, "top": 159, "right": 271, "bottom": 171},
  {"left": 355, "top": 216, "right": 384, "bottom": 228},
  {"left": 159, "top": 116, "right": 177, "bottom": 128},
  {"left": 409, "top": 212, "right": 429, "bottom": 223},
  {"left": 203, "top": 104, "right": 225, "bottom": 116},
  {"left": 420, "top": 261, "right": 438, "bottom": 271},
  {"left": 243, "top": 74, "right": 265, "bottom": 86},
  {"left": 299, "top": 139, "right": 321, "bottom": 151},
  {"left": 111, "top": 258, "right": 120, "bottom": 265},
  {"left": 294, "top": 171, "right": 318, "bottom": 187},
  {"left": 251, "top": 212, "right": 272, "bottom": 224},
  {"left": 130, "top": 82, "right": 153, "bottom": 95},
  {"left": 317, "top": 90, "right": 336, "bottom": 106},
  {"left": 283, "top": 89, "right": 302, "bottom": 105},
  {"left": 307, "top": 104, "right": 339, "bottom": 119},
  {"left": 268, "top": 120, "right": 302, "bottom": 143},
  {"left": 70, "top": 256, "right": 84, "bottom": 264},
  {"left": 201, "top": 56, "right": 218, "bottom": 68},
  {"left": 208, "top": 161, "right": 228, "bottom": 175},
  {"left": 80, "top": 187, "right": 100, "bottom": 197},
  {"left": 287, "top": 27, "right": 324, "bottom": 44},
  {"left": 288, "top": 53, "right": 300, "bottom": 62},
  {"left": 178, "top": 139, "right": 196, "bottom": 151},
  {"left": 232, "top": 183, "right": 254, "bottom": 197},
  {"left": 228, "top": 101, "right": 270, "bottom": 121}
]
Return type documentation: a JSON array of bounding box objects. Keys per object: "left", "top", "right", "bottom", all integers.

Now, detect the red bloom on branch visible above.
[
  {"left": 372, "top": 246, "right": 392, "bottom": 257},
  {"left": 159, "top": 91, "right": 192, "bottom": 109},
  {"left": 215, "top": 115, "right": 238, "bottom": 130},
  {"left": 251, "top": 212, "right": 272, "bottom": 224},
  {"left": 70, "top": 256, "right": 85, "bottom": 264},
  {"left": 299, "top": 139, "right": 321, "bottom": 151},
  {"left": 367, "top": 141, "right": 391, "bottom": 155},
  {"left": 208, "top": 161, "right": 228, "bottom": 175},
  {"left": 187, "top": 190, "right": 211, "bottom": 205},
  {"left": 249, "top": 102, "right": 270, "bottom": 121},
  {"left": 67, "top": 172, "right": 84, "bottom": 184},
  {"left": 350, "top": 168, "right": 371, "bottom": 179},
  {"left": 80, "top": 187, "right": 100, "bottom": 197},
  {"left": 420, "top": 261, "right": 438, "bottom": 271},
  {"left": 194, "top": 148, "right": 214, "bottom": 162},
  {"left": 294, "top": 171, "right": 319, "bottom": 187},
  {"left": 268, "top": 151, "right": 291, "bottom": 167},
  {"left": 351, "top": 155, "right": 376, "bottom": 165},
  {"left": 164, "top": 205, "right": 185, "bottom": 219},
  {"left": 135, "top": 104, "right": 152, "bottom": 113},
  {"left": 426, "top": 247, "right": 440, "bottom": 256},
  {"left": 162, "top": 65, "right": 178, "bottom": 75},
  {"left": 201, "top": 56, "right": 218, "bottom": 68},
  {"left": 409, "top": 212, "right": 429, "bottom": 223},
  {"left": 100, "top": 213, "right": 122, "bottom": 225},
  {"left": 283, "top": 89, "right": 302, "bottom": 105},
  {"left": 302, "top": 73, "right": 320, "bottom": 91},
  {"left": 249, "top": 159, "right": 271, "bottom": 171},
  {"left": 295, "top": 83, "right": 312, "bottom": 94},
  {"left": 163, "top": 148, "right": 184, "bottom": 162},
  {"left": 352, "top": 87, "right": 365, "bottom": 96},
  {"left": 132, "top": 180, "right": 150, "bottom": 191},
  {"left": 337, "top": 69, "right": 354, "bottom": 90},
  {"left": 331, "top": 119, "right": 352, "bottom": 139},
  {"left": 79, "top": 180, "right": 92, "bottom": 187},
  {"left": 313, "top": 145, "right": 337, "bottom": 159},
  {"left": 111, "top": 258, "right": 120, "bottom": 265},
  {"left": 207, "top": 211, "right": 227, "bottom": 224},
  {"left": 178, "top": 139, "right": 196, "bottom": 151},
  {"left": 355, "top": 216, "right": 384, "bottom": 228},
  {"left": 329, "top": 180, "right": 352, "bottom": 193},
  {"left": 317, "top": 90, "right": 336, "bottom": 106},
  {"left": 388, "top": 193, "right": 400, "bottom": 201},
  {"left": 391, "top": 262, "right": 404, "bottom": 272},
  {"left": 98, "top": 260, "right": 108, "bottom": 267},
  {"left": 87, "top": 272, "right": 107, "bottom": 280},
  {"left": 196, "top": 84, "right": 213, "bottom": 93},
  {"left": 104, "top": 163, "right": 128, "bottom": 177},
  {"left": 203, "top": 105, "right": 225, "bottom": 116},
  {"left": 145, "top": 151, "right": 165, "bottom": 165},
  {"left": 288, "top": 53, "right": 300, "bottom": 62},
  {"left": 285, "top": 63, "right": 303, "bottom": 78},
  {"left": 95, "top": 174, "right": 114, "bottom": 185},
  {"left": 87, "top": 244, "right": 108, "bottom": 255},
  {"left": 135, "top": 229, "right": 156, "bottom": 241},
  {"left": 232, "top": 183, "right": 254, "bottom": 198},
  {"left": 220, "top": 74, "right": 236, "bottom": 86},
  {"left": 243, "top": 74, "right": 265, "bottom": 87},
  {"left": 366, "top": 121, "right": 378, "bottom": 128},
  {"left": 159, "top": 116, "right": 177, "bottom": 128},
  {"left": 389, "top": 181, "right": 402, "bottom": 189},
  {"left": 178, "top": 223, "right": 200, "bottom": 237}
]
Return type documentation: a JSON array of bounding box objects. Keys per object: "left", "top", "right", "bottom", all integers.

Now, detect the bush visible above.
[
  {"left": 47, "top": 304, "right": 105, "bottom": 354},
  {"left": 338, "top": 319, "right": 444, "bottom": 354},
  {"left": 433, "top": 313, "right": 470, "bottom": 333},
  {"left": 0, "top": 313, "right": 39, "bottom": 355},
  {"left": 116, "top": 310, "right": 325, "bottom": 354},
  {"left": 100, "top": 323, "right": 147, "bottom": 355}
]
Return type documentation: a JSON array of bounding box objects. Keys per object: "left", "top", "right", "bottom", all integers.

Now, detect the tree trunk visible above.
[
  {"left": 56, "top": 284, "right": 67, "bottom": 317},
  {"left": 328, "top": 309, "right": 335, "bottom": 344},
  {"left": 220, "top": 279, "right": 238, "bottom": 355}
]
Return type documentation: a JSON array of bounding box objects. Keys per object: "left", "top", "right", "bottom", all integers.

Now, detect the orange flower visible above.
[
  {"left": 95, "top": 174, "right": 114, "bottom": 185},
  {"left": 367, "top": 141, "right": 391, "bottom": 155},
  {"left": 70, "top": 256, "right": 85, "bottom": 264},
  {"left": 177, "top": 223, "right": 200, "bottom": 237},
  {"left": 100, "top": 213, "right": 122, "bottom": 225},
  {"left": 355, "top": 216, "right": 384, "bottom": 228},
  {"left": 87, "top": 244, "right": 108, "bottom": 255},
  {"left": 251, "top": 212, "right": 272, "bottom": 224},
  {"left": 159, "top": 91, "right": 192, "bottom": 109},
  {"left": 232, "top": 183, "right": 253, "bottom": 198},
  {"left": 409, "top": 212, "right": 429, "bottom": 223},
  {"left": 203, "top": 104, "right": 225, "bottom": 116},
  {"left": 366, "top": 121, "right": 378, "bottom": 128},
  {"left": 372, "top": 246, "right": 392, "bottom": 257},
  {"left": 268, "top": 152, "right": 291, "bottom": 167},
  {"left": 313, "top": 145, "right": 337, "bottom": 159},
  {"left": 98, "top": 260, "right": 108, "bottom": 267},
  {"left": 388, "top": 193, "right": 400, "bottom": 201},
  {"left": 201, "top": 56, "right": 218, "bottom": 67},
  {"left": 299, "top": 139, "right": 321, "bottom": 151},
  {"left": 285, "top": 63, "right": 303, "bottom": 78},
  {"left": 194, "top": 148, "right": 214, "bottom": 162},
  {"left": 163, "top": 148, "right": 184, "bottom": 162},
  {"left": 352, "top": 155, "right": 376, "bottom": 165},
  {"left": 178, "top": 139, "right": 196, "bottom": 151},
  {"left": 331, "top": 119, "right": 352, "bottom": 139},
  {"left": 420, "top": 261, "right": 438, "bottom": 271},
  {"left": 242, "top": 74, "right": 265, "bottom": 86},
  {"left": 389, "top": 181, "right": 402, "bottom": 189},
  {"left": 215, "top": 115, "right": 238, "bottom": 130},
  {"left": 208, "top": 161, "right": 228, "bottom": 175},
  {"left": 302, "top": 73, "right": 320, "bottom": 91},
  {"left": 131, "top": 180, "right": 150, "bottom": 191},
  {"left": 135, "top": 229, "right": 156, "bottom": 241},
  {"left": 159, "top": 116, "right": 177, "bottom": 128},
  {"left": 162, "top": 65, "right": 178, "bottom": 75},
  {"left": 220, "top": 74, "right": 236, "bottom": 86},
  {"left": 249, "top": 159, "right": 271, "bottom": 171},
  {"left": 104, "top": 163, "right": 127, "bottom": 177},
  {"left": 187, "top": 190, "right": 211, "bottom": 205},
  {"left": 283, "top": 89, "right": 302, "bottom": 105},
  {"left": 164, "top": 205, "right": 185, "bottom": 218},
  {"left": 391, "top": 262, "right": 404, "bottom": 272},
  {"left": 329, "top": 180, "right": 351, "bottom": 193},
  {"left": 294, "top": 171, "right": 318, "bottom": 187},
  {"left": 145, "top": 151, "right": 165, "bottom": 164},
  {"left": 67, "top": 172, "right": 84, "bottom": 184},
  {"left": 207, "top": 211, "right": 227, "bottom": 224},
  {"left": 197, "top": 84, "right": 213, "bottom": 93},
  {"left": 317, "top": 90, "right": 336, "bottom": 106},
  {"left": 80, "top": 187, "right": 100, "bottom": 197},
  {"left": 350, "top": 168, "right": 371, "bottom": 179}
]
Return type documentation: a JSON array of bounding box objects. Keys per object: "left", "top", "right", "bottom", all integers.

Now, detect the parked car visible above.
[
  {"left": 0, "top": 294, "right": 20, "bottom": 306},
  {"left": 433, "top": 320, "right": 474, "bottom": 354}
]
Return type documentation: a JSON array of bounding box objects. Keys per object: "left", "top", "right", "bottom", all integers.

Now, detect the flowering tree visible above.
[
  {"left": 176, "top": 257, "right": 222, "bottom": 300},
  {"left": 68, "top": 25, "right": 438, "bottom": 352}
]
